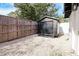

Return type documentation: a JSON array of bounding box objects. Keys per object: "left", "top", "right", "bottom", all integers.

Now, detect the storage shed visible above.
[{"left": 38, "top": 16, "right": 59, "bottom": 37}]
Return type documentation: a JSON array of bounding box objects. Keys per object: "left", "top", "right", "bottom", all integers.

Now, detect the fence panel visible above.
[{"left": 0, "top": 15, "right": 37, "bottom": 43}]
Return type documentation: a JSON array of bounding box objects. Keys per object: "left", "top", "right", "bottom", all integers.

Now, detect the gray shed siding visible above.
[{"left": 38, "top": 17, "right": 59, "bottom": 37}]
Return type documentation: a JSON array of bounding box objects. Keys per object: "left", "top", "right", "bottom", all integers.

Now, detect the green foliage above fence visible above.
[{"left": 8, "top": 3, "right": 58, "bottom": 21}]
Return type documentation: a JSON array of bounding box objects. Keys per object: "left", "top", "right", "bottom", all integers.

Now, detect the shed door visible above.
[{"left": 42, "top": 21, "right": 53, "bottom": 35}]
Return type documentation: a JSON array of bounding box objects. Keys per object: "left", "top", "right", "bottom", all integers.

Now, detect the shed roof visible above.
[{"left": 38, "top": 16, "right": 59, "bottom": 22}]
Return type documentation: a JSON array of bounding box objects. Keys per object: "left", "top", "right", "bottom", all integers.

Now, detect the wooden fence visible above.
[{"left": 0, "top": 15, "right": 37, "bottom": 43}]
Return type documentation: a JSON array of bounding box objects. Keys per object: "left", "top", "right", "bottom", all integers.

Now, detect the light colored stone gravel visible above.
[{"left": 0, "top": 34, "right": 75, "bottom": 56}]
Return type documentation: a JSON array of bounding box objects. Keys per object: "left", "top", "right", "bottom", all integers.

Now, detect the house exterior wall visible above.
[{"left": 70, "top": 4, "right": 79, "bottom": 55}]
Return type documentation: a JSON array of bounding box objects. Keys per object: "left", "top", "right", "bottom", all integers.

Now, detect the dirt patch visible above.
[{"left": 0, "top": 34, "right": 75, "bottom": 56}]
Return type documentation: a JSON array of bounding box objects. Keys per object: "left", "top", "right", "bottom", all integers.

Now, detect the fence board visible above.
[
  {"left": 0, "top": 34, "right": 3, "bottom": 42},
  {"left": 2, "top": 33, "right": 8, "bottom": 42},
  {"left": 0, "top": 26, "right": 2, "bottom": 33}
]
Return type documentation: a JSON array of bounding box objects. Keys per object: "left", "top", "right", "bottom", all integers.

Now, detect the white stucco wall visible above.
[
  {"left": 75, "top": 6, "right": 79, "bottom": 55},
  {"left": 70, "top": 5, "right": 79, "bottom": 55},
  {"left": 59, "top": 22, "right": 69, "bottom": 35}
]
